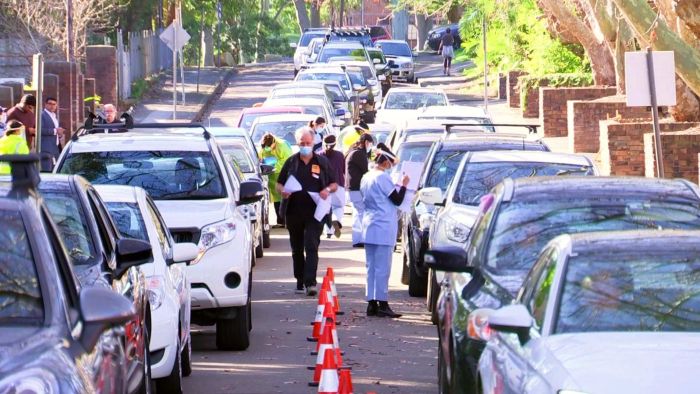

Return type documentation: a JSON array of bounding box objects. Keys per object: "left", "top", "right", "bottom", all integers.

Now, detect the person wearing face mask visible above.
[
  {"left": 361, "top": 143, "right": 409, "bottom": 318},
  {"left": 341, "top": 120, "right": 370, "bottom": 154},
  {"left": 308, "top": 116, "right": 326, "bottom": 153},
  {"left": 277, "top": 127, "right": 338, "bottom": 296},
  {"left": 260, "top": 133, "right": 293, "bottom": 227},
  {"left": 319, "top": 134, "right": 345, "bottom": 238},
  {"left": 345, "top": 133, "right": 374, "bottom": 248}
]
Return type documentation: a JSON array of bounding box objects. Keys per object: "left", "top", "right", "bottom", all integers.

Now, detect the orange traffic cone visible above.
[
  {"left": 308, "top": 290, "right": 329, "bottom": 342},
  {"left": 320, "top": 276, "right": 337, "bottom": 313},
  {"left": 317, "top": 349, "right": 339, "bottom": 394},
  {"left": 309, "top": 321, "right": 335, "bottom": 385},
  {"left": 312, "top": 311, "right": 344, "bottom": 365},
  {"left": 338, "top": 368, "right": 354, "bottom": 394},
  {"left": 326, "top": 267, "right": 344, "bottom": 315}
]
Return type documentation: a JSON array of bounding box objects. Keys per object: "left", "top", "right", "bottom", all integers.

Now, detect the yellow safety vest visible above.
[{"left": 0, "top": 134, "right": 30, "bottom": 175}]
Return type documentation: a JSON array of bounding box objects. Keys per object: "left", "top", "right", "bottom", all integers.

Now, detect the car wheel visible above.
[
  {"left": 215, "top": 303, "right": 250, "bottom": 351},
  {"left": 401, "top": 249, "right": 409, "bottom": 285},
  {"left": 427, "top": 268, "right": 439, "bottom": 325},
  {"left": 438, "top": 335, "right": 449, "bottom": 394},
  {"left": 137, "top": 325, "right": 153, "bottom": 394},
  {"left": 263, "top": 230, "right": 271, "bottom": 248},
  {"left": 407, "top": 242, "right": 428, "bottom": 297},
  {"left": 255, "top": 231, "right": 264, "bottom": 258},
  {"left": 181, "top": 331, "right": 192, "bottom": 377},
  {"left": 155, "top": 338, "right": 183, "bottom": 393}
]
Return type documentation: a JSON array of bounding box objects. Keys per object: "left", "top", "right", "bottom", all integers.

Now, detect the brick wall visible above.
[
  {"left": 644, "top": 127, "right": 700, "bottom": 183},
  {"left": 43, "top": 74, "right": 59, "bottom": 105},
  {"left": 507, "top": 70, "right": 526, "bottom": 108},
  {"left": 84, "top": 78, "right": 96, "bottom": 113},
  {"left": 520, "top": 78, "right": 549, "bottom": 118},
  {"left": 0, "top": 81, "right": 23, "bottom": 106},
  {"left": 0, "top": 86, "right": 13, "bottom": 109},
  {"left": 600, "top": 120, "right": 699, "bottom": 176},
  {"left": 498, "top": 73, "right": 507, "bottom": 100},
  {"left": 540, "top": 86, "right": 617, "bottom": 137},
  {"left": 44, "top": 61, "right": 77, "bottom": 134},
  {"left": 86, "top": 45, "right": 118, "bottom": 107},
  {"left": 567, "top": 95, "right": 651, "bottom": 153}
]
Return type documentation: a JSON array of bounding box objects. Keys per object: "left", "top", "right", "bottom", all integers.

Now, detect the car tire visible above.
[
  {"left": 427, "top": 268, "right": 439, "bottom": 325},
  {"left": 215, "top": 303, "right": 250, "bottom": 351},
  {"left": 137, "top": 325, "right": 153, "bottom": 394},
  {"left": 181, "top": 331, "right": 192, "bottom": 377},
  {"left": 263, "top": 230, "right": 271, "bottom": 248},
  {"left": 401, "top": 249, "right": 409, "bottom": 285},
  {"left": 255, "top": 231, "right": 264, "bottom": 258},
  {"left": 407, "top": 241, "right": 428, "bottom": 297},
  {"left": 155, "top": 338, "right": 183, "bottom": 394},
  {"left": 438, "top": 335, "right": 449, "bottom": 394}
]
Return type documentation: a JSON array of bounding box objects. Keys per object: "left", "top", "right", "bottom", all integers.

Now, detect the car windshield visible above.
[
  {"left": 346, "top": 69, "right": 367, "bottom": 86},
  {"left": 272, "top": 88, "right": 325, "bottom": 99},
  {"left": 454, "top": 162, "right": 595, "bottom": 205},
  {"left": 252, "top": 121, "right": 308, "bottom": 146},
  {"left": 486, "top": 199, "right": 700, "bottom": 289},
  {"left": 368, "top": 51, "right": 386, "bottom": 64},
  {"left": 300, "top": 31, "right": 326, "bottom": 46},
  {"left": 328, "top": 34, "right": 372, "bottom": 46},
  {"left": 105, "top": 202, "right": 149, "bottom": 241},
  {"left": 220, "top": 143, "right": 255, "bottom": 173},
  {"left": 557, "top": 255, "right": 700, "bottom": 333},
  {"left": 384, "top": 92, "right": 447, "bottom": 109},
  {"left": 324, "top": 85, "right": 345, "bottom": 101},
  {"left": 423, "top": 150, "right": 464, "bottom": 191},
  {"left": 298, "top": 73, "right": 351, "bottom": 90},
  {"left": 319, "top": 47, "right": 366, "bottom": 63},
  {"left": 0, "top": 209, "right": 43, "bottom": 325},
  {"left": 42, "top": 190, "right": 98, "bottom": 265},
  {"left": 380, "top": 42, "right": 412, "bottom": 57},
  {"left": 396, "top": 143, "right": 432, "bottom": 163},
  {"left": 59, "top": 151, "right": 226, "bottom": 201}
]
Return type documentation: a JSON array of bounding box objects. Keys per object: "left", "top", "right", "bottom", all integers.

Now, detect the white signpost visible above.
[
  {"left": 624, "top": 49, "right": 676, "bottom": 178},
  {"left": 160, "top": 20, "right": 191, "bottom": 119}
]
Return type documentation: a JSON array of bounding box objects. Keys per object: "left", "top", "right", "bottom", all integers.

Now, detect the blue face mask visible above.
[{"left": 299, "top": 146, "right": 313, "bottom": 156}]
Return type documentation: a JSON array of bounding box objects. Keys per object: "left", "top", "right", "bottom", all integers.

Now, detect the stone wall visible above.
[
  {"left": 507, "top": 70, "right": 527, "bottom": 108},
  {"left": 599, "top": 120, "right": 699, "bottom": 176},
  {"left": 567, "top": 95, "right": 651, "bottom": 153},
  {"left": 644, "top": 127, "right": 700, "bottom": 183},
  {"left": 540, "top": 86, "right": 617, "bottom": 137}
]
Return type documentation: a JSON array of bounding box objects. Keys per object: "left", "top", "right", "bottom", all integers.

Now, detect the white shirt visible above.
[{"left": 44, "top": 109, "right": 59, "bottom": 145}]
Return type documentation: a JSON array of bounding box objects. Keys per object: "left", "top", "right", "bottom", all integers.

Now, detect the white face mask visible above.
[
  {"left": 366, "top": 144, "right": 373, "bottom": 153},
  {"left": 316, "top": 126, "right": 324, "bottom": 133}
]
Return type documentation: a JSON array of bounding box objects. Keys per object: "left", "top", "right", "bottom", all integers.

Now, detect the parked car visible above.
[
  {"left": 317, "top": 41, "right": 371, "bottom": 64},
  {"left": 0, "top": 154, "right": 145, "bottom": 394},
  {"left": 56, "top": 124, "right": 264, "bottom": 351},
  {"left": 426, "top": 176, "right": 700, "bottom": 394},
  {"left": 292, "top": 28, "right": 329, "bottom": 75},
  {"left": 97, "top": 185, "right": 198, "bottom": 393},
  {"left": 400, "top": 132, "right": 551, "bottom": 297},
  {"left": 423, "top": 150, "right": 596, "bottom": 323},
  {"left": 427, "top": 23, "right": 461, "bottom": 52},
  {"left": 250, "top": 113, "right": 331, "bottom": 152},
  {"left": 368, "top": 25, "right": 391, "bottom": 42},
  {"left": 342, "top": 64, "right": 377, "bottom": 123},
  {"left": 376, "top": 87, "right": 449, "bottom": 128},
  {"left": 477, "top": 230, "right": 700, "bottom": 394},
  {"left": 38, "top": 174, "right": 153, "bottom": 393},
  {"left": 328, "top": 59, "right": 382, "bottom": 109},
  {"left": 236, "top": 106, "right": 304, "bottom": 132},
  {"left": 271, "top": 81, "right": 354, "bottom": 126},
  {"left": 376, "top": 39, "right": 415, "bottom": 82},
  {"left": 302, "top": 37, "right": 326, "bottom": 65},
  {"left": 366, "top": 47, "right": 392, "bottom": 95},
  {"left": 327, "top": 27, "right": 373, "bottom": 47},
  {"left": 386, "top": 120, "right": 444, "bottom": 152},
  {"left": 263, "top": 97, "right": 343, "bottom": 130},
  {"left": 367, "top": 122, "right": 395, "bottom": 146},
  {"left": 415, "top": 105, "right": 493, "bottom": 132},
  {"left": 296, "top": 65, "right": 355, "bottom": 100}
]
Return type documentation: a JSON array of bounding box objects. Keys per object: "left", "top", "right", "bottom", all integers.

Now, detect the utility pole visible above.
[
  {"left": 66, "top": 0, "right": 77, "bottom": 133},
  {"left": 482, "top": 14, "right": 488, "bottom": 111},
  {"left": 360, "top": 0, "right": 364, "bottom": 26}
]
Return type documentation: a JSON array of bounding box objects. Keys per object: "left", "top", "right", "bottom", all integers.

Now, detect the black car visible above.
[
  {"left": 427, "top": 23, "right": 461, "bottom": 52},
  {"left": 0, "top": 154, "right": 148, "bottom": 393},
  {"left": 426, "top": 176, "right": 700, "bottom": 394},
  {"left": 38, "top": 174, "right": 153, "bottom": 393},
  {"left": 401, "top": 133, "right": 550, "bottom": 296}
]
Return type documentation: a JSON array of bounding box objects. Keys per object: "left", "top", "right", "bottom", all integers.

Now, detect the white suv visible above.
[{"left": 56, "top": 125, "right": 263, "bottom": 351}]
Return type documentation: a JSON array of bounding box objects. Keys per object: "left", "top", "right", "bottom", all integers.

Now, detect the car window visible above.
[
  {"left": 368, "top": 50, "right": 386, "bottom": 64},
  {"left": 465, "top": 192, "right": 498, "bottom": 266},
  {"left": 42, "top": 190, "right": 98, "bottom": 266},
  {"left": 378, "top": 42, "right": 412, "bottom": 57},
  {"left": 147, "top": 197, "right": 173, "bottom": 258},
  {"left": 220, "top": 143, "right": 255, "bottom": 173},
  {"left": 85, "top": 191, "right": 116, "bottom": 258},
  {"left": 396, "top": 143, "right": 431, "bottom": 163},
  {"left": 252, "top": 121, "right": 308, "bottom": 147},
  {"left": 453, "top": 162, "right": 595, "bottom": 206},
  {"left": 299, "top": 31, "right": 326, "bottom": 47},
  {"left": 346, "top": 69, "right": 367, "bottom": 86},
  {"left": 298, "top": 73, "right": 351, "bottom": 91},
  {"left": 384, "top": 92, "right": 447, "bottom": 110},
  {"left": 528, "top": 250, "right": 558, "bottom": 329},
  {"left": 60, "top": 151, "right": 227, "bottom": 201},
  {"left": 424, "top": 150, "right": 464, "bottom": 191},
  {"left": 0, "top": 209, "right": 43, "bottom": 324},
  {"left": 319, "top": 48, "right": 366, "bottom": 63},
  {"left": 557, "top": 254, "right": 700, "bottom": 333},
  {"left": 105, "top": 202, "right": 149, "bottom": 241}
]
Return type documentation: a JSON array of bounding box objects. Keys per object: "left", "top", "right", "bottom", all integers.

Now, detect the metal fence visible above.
[{"left": 116, "top": 29, "right": 172, "bottom": 100}]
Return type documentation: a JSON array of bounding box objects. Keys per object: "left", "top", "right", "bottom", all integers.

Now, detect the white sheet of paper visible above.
[
  {"left": 331, "top": 186, "right": 346, "bottom": 208},
  {"left": 308, "top": 192, "right": 332, "bottom": 222},
  {"left": 283, "top": 175, "right": 303, "bottom": 193},
  {"left": 396, "top": 161, "right": 423, "bottom": 191},
  {"left": 398, "top": 190, "right": 416, "bottom": 213}
]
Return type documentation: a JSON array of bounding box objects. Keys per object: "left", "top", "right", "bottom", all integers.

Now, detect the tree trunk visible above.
[
  {"left": 538, "top": 0, "right": 616, "bottom": 85},
  {"left": 293, "top": 0, "right": 311, "bottom": 32},
  {"left": 202, "top": 28, "right": 215, "bottom": 66},
  {"left": 339, "top": 0, "right": 345, "bottom": 27},
  {"left": 310, "top": 2, "right": 321, "bottom": 28},
  {"left": 415, "top": 13, "right": 432, "bottom": 51},
  {"left": 675, "top": 0, "right": 700, "bottom": 39}
]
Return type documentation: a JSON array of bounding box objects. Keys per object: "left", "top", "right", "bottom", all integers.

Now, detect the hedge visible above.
[{"left": 518, "top": 73, "right": 594, "bottom": 110}]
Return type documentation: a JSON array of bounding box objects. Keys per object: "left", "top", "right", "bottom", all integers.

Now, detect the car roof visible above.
[
  {"left": 387, "top": 87, "right": 445, "bottom": 94},
  {"left": 561, "top": 230, "right": 700, "bottom": 257},
  {"left": 418, "top": 105, "right": 487, "bottom": 117},
  {"left": 508, "top": 177, "right": 700, "bottom": 203},
  {"left": 35, "top": 174, "right": 78, "bottom": 192},
  {"left": 323, "top": 41, "right": 364, "bottom": 48},
  {"left": 66, "top": 130, "right": 211, "bottom": 153},
  {"left": 241, "top": 106, "right": 304, "bottom": 114},
  {"left": 265, "top": 97, "right": 325, "bottom": 106},
  {"left": 331, "top": 60, "right": 372, "bottom": 67},
  {"left": 274, "top": 82, "right": 329, "bottom": 89},
  {"left": 253, "top": 113, "right": 317, "bottom": 123},
  {"left": 93, "top": 184, "right": 141, "bottom": 204},
  {"left": 376, "top": 39, "right": 409, "bottom": 45},
  {"left": 468, "top": 150, "right": 591, "bottom": 166},
  {"left": 370, "top": 123, "right": 396, "bottom": 133},
  {"left": 403, "top": 133, "right": 443, "bottom": 143},
  {"left": 207, "top": 127, "right": 249, "bottom": 138},
  {"left": 301, "top": 66, "right": 347, "bottom": 74}
]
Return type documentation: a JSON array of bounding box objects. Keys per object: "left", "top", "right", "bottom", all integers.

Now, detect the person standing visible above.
[
  {"left": 438, "top": 27, "right": 455, "bottom": 76},
  {"left": 319, "top": 134, "right": 345, "bottom": 238},
  {"left": 103, "top": 104, "right": 119, "bottom": 123},
  {"left": 308, "top": 116, "right": 326, "bottom": 153},
  {"left": 345, "top": 133, "right": 374, "bottom": 247},
  {"left": 277, "top": 127, "right": 338, "bottom": 296},
  {"left": 361, "top": 143, "right": 408, "bottom": 318},
  {"left": 0, "top": 121, "right": 30, "bottom": 175},
  {"left": 40, "top": 97, "right": 65, "bottom": 172},
  {"left": 341, "top": 120, "right": 370, "bottom": 154},
  {"left": 6, "top": 94, "right": 36, "bottom": 150},
  {"left": 260, "top": 133, "right": 293, "bottom": 227}
]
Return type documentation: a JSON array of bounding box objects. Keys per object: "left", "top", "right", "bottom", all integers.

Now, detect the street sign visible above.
[
  {"left": 159, "top": 22, "right": 191, "bottom": 53},
  {"left": 624, "top": 51, "right": 676, "bottom": 107}
]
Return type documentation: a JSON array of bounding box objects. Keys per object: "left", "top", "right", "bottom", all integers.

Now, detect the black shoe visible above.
[
  {"left": 376, "top": 301, "right": 402, "bottom": 318},
  {"left": 366, "top": 300, "right": 378, "bottom": 316},
  {"left": 326, "top": 234, "right": 333, "bottom": 239},
  {"left": 352, "top": 243, "right": 365, "bottom": 248},
  {"left": 305, "top": 285, "right": 318, "bottom": 297},
  {"left": 295, "top": 282, "right": 304, "bottom": 294}
]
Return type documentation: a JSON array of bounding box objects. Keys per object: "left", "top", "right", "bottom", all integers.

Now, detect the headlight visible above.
[
  {"left": 195, "top": 218, "right": 237, "bottom": 264},
  {"left": 444, "top": 217, "right": 470, "bottom": 243},
  {"left": 418, "top": 213, "right": 435, "bottom": 230},
  {"left": 146, "top": 275, "right": 165, "bottom": 310},
  {"left": 400, "top": 63, "right": 412, "bottom": 69},
  {"left": 0, "top": 368, "right": 59, "bottom": 394}
]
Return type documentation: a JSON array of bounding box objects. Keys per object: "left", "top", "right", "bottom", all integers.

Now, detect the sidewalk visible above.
[{"left": 133, "top": 67, "right": 233, "bottom": 123}]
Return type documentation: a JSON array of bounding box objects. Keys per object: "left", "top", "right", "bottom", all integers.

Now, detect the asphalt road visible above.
[{"left": 182, "top": 62, "right": 439, "bottom": 394}]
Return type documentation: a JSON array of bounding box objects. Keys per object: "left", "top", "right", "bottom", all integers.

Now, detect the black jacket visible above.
[{"left": 345, "top": 146, "right": 369, "bottom": 191}]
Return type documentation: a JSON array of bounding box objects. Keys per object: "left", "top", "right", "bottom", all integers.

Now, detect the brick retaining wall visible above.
[
  {"left": 644, "top": 127, "right": 700, "bottom": 183},
  {"left": 507, "top": 70, "right": 526, "bottom": 108},
  {"left": 540, "top": 86, "right": 617, "bottom": 137}
]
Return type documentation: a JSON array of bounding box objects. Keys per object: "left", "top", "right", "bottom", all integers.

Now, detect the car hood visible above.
[
  {"left": 537, "top": 332, "right": 700, "bottom": 394},
  {"left": 385, "top": 55, "right": 412, "bottom": 65},
  {"left": 155, "top": 199, "right": 232, "bottom": 229},
  {"left": 376, "top": 109, "right": 416, "bottom": 126}
]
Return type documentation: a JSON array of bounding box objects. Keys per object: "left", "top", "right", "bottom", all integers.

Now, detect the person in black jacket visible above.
[{"left": 345, "top": 133, "right": 374, "bottom": 247}]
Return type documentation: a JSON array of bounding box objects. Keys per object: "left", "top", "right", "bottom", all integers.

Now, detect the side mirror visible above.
[
  {"left": 260, "top": 163, "right": 274, "bottom": 176},
  {"left": 419, "top": 187, "right": 444, "bottom": 206},
  {"left": 290, "top": 42, "right": 298, "bottom": 48},
  {"left": 423, "top": 247, "right": 471, "bottom": 273},
  {"left": 79, "top": 287, "right": 136, "bottom": 351},
  {"left": 388, "top": 59, "right": 395, "bottom": 66},
  {"left": 172, "top": 242, "right": 199, "bottom": 265},
  {"left": 488, "top": 304, "right": 533, "bottom": 345},
  {"left": 238, "top": 180, "right": 264, "bottom": 205},
  {"left": 373, "top": 58, "right": 381, "bottom": 64},
  {"left": 114, "top": 238, "right": 152, "bottom": 277},
  {"left": 378, "top": 74, "right": 386, "bottom": 81},
  {"left": 335, "top": 108, "right": 346, "bottom": 117}
]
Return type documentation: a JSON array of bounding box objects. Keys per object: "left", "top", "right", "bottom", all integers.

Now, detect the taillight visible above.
[{"left": 467, "top": 308, "right": 494, "bottom": 341}]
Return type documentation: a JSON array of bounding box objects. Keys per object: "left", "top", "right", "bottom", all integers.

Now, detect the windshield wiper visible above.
[{"left": 556, "top": 167, "right": 591, "bottom": 176}]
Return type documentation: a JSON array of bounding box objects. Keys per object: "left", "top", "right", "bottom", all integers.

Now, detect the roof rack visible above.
[
  {"left": 442, "top": 123, "right": 540, "bottom": 135},
  {"left": 0, "top": 153, "right": 40, "bottom": 194},
  {"left": 72, "top": 114, "right": 211, "bottom": 141}
]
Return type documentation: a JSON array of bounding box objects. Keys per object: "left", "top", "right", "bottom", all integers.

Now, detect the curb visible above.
[{"left": 192, "top": 68, "right": 238, "bottom": 123}]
